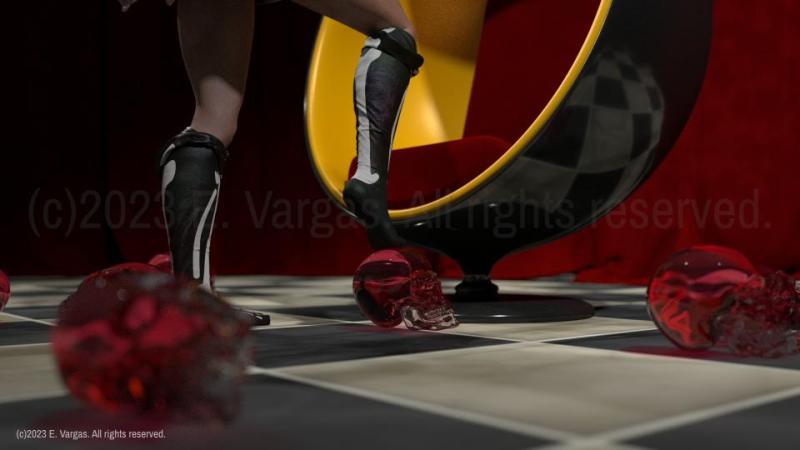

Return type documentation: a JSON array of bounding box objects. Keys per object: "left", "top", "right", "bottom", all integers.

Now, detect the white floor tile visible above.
[{"left": 279, "top": 343, "right": 800, "bottom": 435}]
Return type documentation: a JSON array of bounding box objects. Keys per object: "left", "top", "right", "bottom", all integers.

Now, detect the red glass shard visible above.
[{"left": 716, "top": 271, "right": 800, "bottom": 358}]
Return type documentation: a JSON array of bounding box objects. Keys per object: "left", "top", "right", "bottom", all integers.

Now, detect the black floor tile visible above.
[
  {"left": 0, "top": 376, "right": 546, "bottom": 450},
  {"left": 593, "top": 304, "right": 651, "bottom": 321},
  {"left": 557, "top": 330, "right": 800, "bottom": 371},
  {"left": 252, "top": 324, "right": 508, "bottom": 368},
  {"left": 630, "top": 393, "right": 800, "bottom": 450},
  {"left": 0, "top": 321, "right": 53, "bottom": 345},
  {"left": 276, "top": 299, "right": 651, "bottom": 322},
  {"left": 272, "top": 305, "right": 364, "bottom": 321}
]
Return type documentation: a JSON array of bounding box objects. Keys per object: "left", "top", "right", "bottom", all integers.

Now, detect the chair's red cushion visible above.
[
  {"left": 349, "top": 135, "right": 510, "bottom": 209},
  {"left": 464, "top": 0, "right": 600, "bottom": 142}
]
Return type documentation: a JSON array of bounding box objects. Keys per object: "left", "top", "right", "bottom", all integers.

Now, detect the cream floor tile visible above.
[
  {"left": 535, "top": 443, "right": 652, "bottom": 450},
  {"left": 275, "top": 277, "right": 353, "bottom": 288},
  {"left": 2, "top": 295, "right": 67, "bottom": 308},
  {"left": 221, "top": 293, "right": 352, "bottom": 309},
  {"left": 213, "top": 275, "right": 297, "bottom": 287},
  {"left": 0, "top": 313, "right": 25, "bottom": 323},
  {"left": 223, "top": 295, "right": 286, "bottom": 309},
  {"left": 216, "top": 275, "right": 350, "bottom": 288},
  {"left": 0, "top": 312, "right": 54, "bottom": 326},
  {"left": 279, "top": 343, "right": 800, "bottom": 436},
  {"left": 6, "top": 282, "right": 72, "bottom": 292},
  {"left": 443, "top": 317, "right": 655, "bottom": 342},
  {"left": 0, "top": 344, "right": 65, "bottom": 403},
  {"left": 219, "top": 287, "right": 350, "bottom": 298}
]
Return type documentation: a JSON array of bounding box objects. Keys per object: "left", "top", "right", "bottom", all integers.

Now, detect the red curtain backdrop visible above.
[{"left": 6, "top": 0, "right": 800, "bottom": 285}]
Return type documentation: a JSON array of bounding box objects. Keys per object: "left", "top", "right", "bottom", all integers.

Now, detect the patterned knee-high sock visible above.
[
  {"left": 160, "top": 129, "right": 227, "bottom": 290},
  {"left": 344, "top": 27, "right": 424, "bottom": 249}
]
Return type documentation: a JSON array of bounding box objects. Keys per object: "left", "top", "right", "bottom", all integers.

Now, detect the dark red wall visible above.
[{"left": 5, "top": 0, "right": 800, "bottom": 284}]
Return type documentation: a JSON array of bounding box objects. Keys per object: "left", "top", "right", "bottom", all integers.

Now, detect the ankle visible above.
[
  {"left": 190, "top": 116, "right": 237, "bottom": 148},
  {"left": 402, "top": 26, "right": 416, "bottom": 40}
]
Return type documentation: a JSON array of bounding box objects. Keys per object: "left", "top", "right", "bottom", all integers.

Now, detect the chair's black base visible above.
[
  {"left": 449, "top": 294, "right": 595, "bottom": 323},
  {"left": 447, "top": 275, "right": 595, "bottom": 323}
]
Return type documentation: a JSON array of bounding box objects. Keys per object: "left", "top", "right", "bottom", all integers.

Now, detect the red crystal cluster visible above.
[
  {"left": 52, "top": 271, "right": 251, "bottom": 421},
  {"left": 353, "top": 249, "right": 458, "bottom": 331},
  {"left": 715, "top": 272, "right": 800, "bottom": 357},
  {"left": 648, "top": 245, "right": 800, "bottom": 357},
  {"left": 0, "top": 269, "right": 9, "bottom": 311}
]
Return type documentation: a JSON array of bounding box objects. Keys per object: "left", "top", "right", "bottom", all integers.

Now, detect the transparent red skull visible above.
[
  {"left": 353, "top": 249, "right": 459, "bottom": 331},
  {"left": 647, "top": 245, "right": 757, "bottom": 350},
  {"left": 648, "top": 245, "right": 800, "bottom": 357}
]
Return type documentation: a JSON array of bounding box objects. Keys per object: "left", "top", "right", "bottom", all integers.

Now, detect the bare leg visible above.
[
  {"left": 160, "top": 0, "right": 254, "bottom": 289},
  {"left": 292, "top": 0, "right": 415, "bottom": 37},
  {"left": 178, "top": 0, "right": 255, "bottom": 146}
]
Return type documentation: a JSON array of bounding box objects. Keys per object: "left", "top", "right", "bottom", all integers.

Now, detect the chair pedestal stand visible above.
[{"left": 449, "top": 274, "right": 595, "bottom": 324}]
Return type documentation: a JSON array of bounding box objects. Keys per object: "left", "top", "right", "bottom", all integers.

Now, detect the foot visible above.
[
  {"left": 237, "top": 308, "right": 271, "bottom": 327},
  {"left": 344, "top": 178, "right": 405, "bottom": 250},
  {"left": 184, "top": 277, "right": 271, "bottom": 327}
]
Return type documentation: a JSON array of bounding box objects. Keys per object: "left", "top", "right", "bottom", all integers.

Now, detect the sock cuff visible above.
[
  {"left": 159, "top": 129, "right": 229, "bottom": 171},
  {"left": 365, "top": 28, "right": 424, "bottom": 72}
]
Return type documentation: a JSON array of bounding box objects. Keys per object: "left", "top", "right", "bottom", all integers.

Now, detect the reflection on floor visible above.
[{"left": 2, "top": 276, "right": 799, "bottom": 450}]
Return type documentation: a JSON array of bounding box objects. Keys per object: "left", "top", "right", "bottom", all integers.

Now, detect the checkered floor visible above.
[{"left": 2, "top": 276, "right": 800, "bottom": 449}]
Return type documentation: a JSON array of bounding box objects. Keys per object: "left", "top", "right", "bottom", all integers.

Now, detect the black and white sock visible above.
[
  {"left": 160, "top": 129, "right": 228, "bottom": 290},
  {"left": 352, "top": 27, "right": 423, "bottom": 186},
  {"left": 344, "top": 28, "right": 423, "bottom": 249}
]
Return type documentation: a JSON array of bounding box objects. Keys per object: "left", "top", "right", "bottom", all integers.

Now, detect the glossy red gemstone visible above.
[
  {"left": 0, "top": 270, "right": 9, "bottom": 311},
  {"left": 147, "top": 254, "right": 172, "bottom": 273},
  {"left": 353, "top": 249, "right": 458, "bottom": 330},
  {"left": 647, "top": 245, "right": 757, "bottom": 350},
  {"left": 715, "top": 271, "right": 800, "bottom": 357},
  {"left": 52, "top": 272, "right": 251, "bottom": 422}
]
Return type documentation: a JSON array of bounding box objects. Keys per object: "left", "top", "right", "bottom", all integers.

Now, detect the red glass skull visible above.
[
  {"left": 647, "top": 245, "right": 757, "bottom": 350},
  {"left": 353, "top": 249, "right": 458, "bottom": 331}
]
